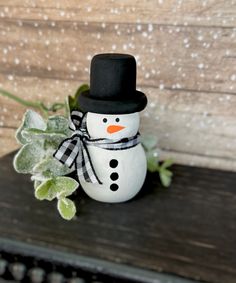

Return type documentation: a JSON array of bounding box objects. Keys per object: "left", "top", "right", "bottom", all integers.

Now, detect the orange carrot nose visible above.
[{"left": 107, "top": 125, "right": 125, "bottom": 134}]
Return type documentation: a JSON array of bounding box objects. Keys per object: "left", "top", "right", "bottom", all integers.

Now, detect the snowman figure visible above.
[{"left": 55, "top": 53, "right": 148, "bottom": 203}]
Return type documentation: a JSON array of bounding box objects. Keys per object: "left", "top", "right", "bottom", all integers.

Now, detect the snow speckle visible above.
[
  {"left": 7, "top": 75, "right": 14, "bottom": 81},
  {"left": 14, "top": 58, "right": 20, "bottom": 64},
  {"left": 142, "top": 32, "right": 148, "bottom": 37},
  {"left": 43, "top": 14, "right": 48, "bottom": 21},
  {"left": 198, "top": 63, "right": 204, "bottom": 69},
  {"left": 183, "top": 38, "right": 189, "bottom": 44},
  {"left": 137, "top": 25, "right": 142, "bottom": 31},
  {"left": 59, "top": 11, "right": 65, "bottom": 17},
  {"left": 148, "top": 24, "right": 153, "bottom": 32},
  {"left": 191, "top": 53, "right": 198, "bottom": 58},
  {"left": 197, "top": 35, "right": 204, "bottom": 41},
  {"left": 230, "top": 74, "right": 236, "bottom": 81},
  {"left": 4, "top": 6, "right": 9, "bottom": 13},
  {"left": 122, "top": 44, "right": 128, "bottom": 50},
  {"left": 225, "top": 50, "right": 230, "bottom": 56}
]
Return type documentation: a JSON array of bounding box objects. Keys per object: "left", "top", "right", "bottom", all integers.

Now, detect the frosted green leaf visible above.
[
  {"left": 33, "top": 156, "right": 73, "bottom": 178},
  {"left": 55, "top": 177, "right": 78, "bottom": 199},
  {"left": 147, "top": 156, "right": 158, "bottom": 172},
  {"left": 141, "top": 135, "right": 158, "bottom": 151},
  {"left": 43, "top": 138, "right": 64, "bottom": 151},
  {"left": 13, "top": 141, "right": 44, "bottom": 174},
  {"left": 34, "top": 180, "right": 41, "bottom": 189},
  {"left": 16, "top": 110, "right": 46, "bottom": 144},
  {"left": 22, "top": 128, "right": 67, "bottom": 139},
  {"left": 162, "top": 159, "right": 174, "bottom": 169},
  {"left": 35, "top": 179, "right": 55, "bottom": 200},
  {"left": 47, "top": 116, "right": 70, "bottom": 134},
  {"left": 35, "top": 177, "right": 78, "bottom": 201},
  {"left": 22, "top": 128, "right": 67, "bottom": 141},
  {"left": 57, "top": 197, "right": 76, "bottom": 220},
  {"left": 146, "top": 150, "right": 159, "bottom": 172},
  {"left": 21, "top": 115, "right": 71, "bottom": 146},
  {"left": 160, "top": 169, "right": 173, "bottom": 188}
]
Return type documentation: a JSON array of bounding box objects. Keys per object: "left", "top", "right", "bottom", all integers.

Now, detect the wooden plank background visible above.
[{"left": 0, "top": 0, "right": 236, "bottom": 171}]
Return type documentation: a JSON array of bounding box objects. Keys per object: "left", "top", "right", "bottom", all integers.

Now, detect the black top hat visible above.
[{"left": 78, "top": 53, "right": 147, "bottom": 114}]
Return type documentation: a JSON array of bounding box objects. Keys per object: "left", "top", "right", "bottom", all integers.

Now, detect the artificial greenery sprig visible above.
[
  {"left": 13, "top": 109, "right": 78, "bottom": 220},
  {"left": 0, "top": 85, "right": 173, "bottom": 220}
]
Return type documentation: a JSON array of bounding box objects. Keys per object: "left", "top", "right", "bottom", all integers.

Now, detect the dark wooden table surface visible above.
[{"left": 0, "top": 152, "right": 236, "bottom": 283}]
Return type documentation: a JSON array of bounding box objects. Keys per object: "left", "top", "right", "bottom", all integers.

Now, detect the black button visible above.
[
  {"left": 109, "top": 159, "right": 118, "bottom": 168},
  {"left": 110, "top": 183, "right": 119, "bottom": 191},
  {"left": 110, "top": 172, "right": 119, "bottom": 181}
]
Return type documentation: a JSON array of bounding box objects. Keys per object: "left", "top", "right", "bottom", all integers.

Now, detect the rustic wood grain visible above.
[
  {"left": 0, "top": 0, "right": 236, "bottom": 27},
  {"left": 0, "top": 19, "right": 235, "bottom": 93},
  {"left": 0, "top": 1, "right": 235, "bottom": 171},
  {"left": 0, "top": 152, "right": 236, "bottom": 283}
]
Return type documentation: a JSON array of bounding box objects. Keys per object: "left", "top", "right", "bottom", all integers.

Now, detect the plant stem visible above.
[
  {"left": 0, "top": 88, "right": 67, "bottom": 118},
  {"left": 0, "top": 88, "right": 41, "bottom": 109}
]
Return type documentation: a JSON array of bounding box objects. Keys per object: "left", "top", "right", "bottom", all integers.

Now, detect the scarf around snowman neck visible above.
[{"left": 53, "top": 110, "right": 140, "bottom": 185}]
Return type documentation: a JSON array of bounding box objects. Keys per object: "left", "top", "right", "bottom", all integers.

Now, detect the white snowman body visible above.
[{"left": 79, "top": 112, "right": 147, "bottom": 203}]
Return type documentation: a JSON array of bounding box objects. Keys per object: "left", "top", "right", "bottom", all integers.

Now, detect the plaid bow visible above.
[{"left": 53, "top": 111, "right": 140, "bottom": 184}]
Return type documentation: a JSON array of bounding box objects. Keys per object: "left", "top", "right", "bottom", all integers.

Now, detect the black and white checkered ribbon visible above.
[{"left": 53, "top": 110, "right": 140, "bottom": 184}]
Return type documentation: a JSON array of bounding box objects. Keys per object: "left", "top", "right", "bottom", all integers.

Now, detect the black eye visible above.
[
  {"left": 115, "top": 118, "right": 120, "bottom": 122},
  {"left": 103, "top": 118, "right": 107, "bottom": 123}
]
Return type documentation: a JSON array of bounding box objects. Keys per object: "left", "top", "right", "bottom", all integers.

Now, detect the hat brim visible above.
[{"left": 78, "top": 90, "right": 148, "bottom": 114}]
